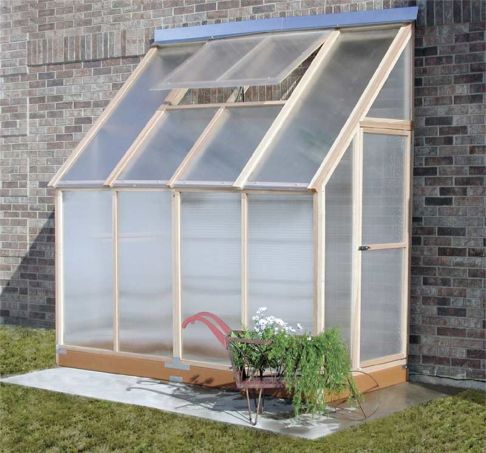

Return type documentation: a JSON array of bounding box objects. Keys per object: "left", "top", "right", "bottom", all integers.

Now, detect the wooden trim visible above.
[
  {"left": 350, "top": 130, "right": 363, "bottom": 369},
  {"left": 361, "top": 126, "right": 410, "bottom": 136},
  {"left": 164, "top": 100, "right": 285, "bottom": 110},
  {"left": 233, "top": 30, "right": 341, "bottom": 188},
  {"left": 49, "top": 48, "right": 158, "bottom": 187},
  {"left": 55, "top": 190, "right": 63, "bottom": 351},
  {"left": 309, "top": 25, "right": 412, "bottom": 190},
  {"left": 352, "top": 363, "right": 407, "bottom": 394},
  {"left": 241, "top": 192, "right": 248, "bottom": 329},
  {"left": 360, "top": 353, "right": 406, "bottom": 369},
  {"left": 57, "top": 348, "right": 235, "bottom": 388},
  {"left": 314, "top": 190, "right": 325, "bottom": 334},
  {"left": 172, "top": 190, "right": 182, "bottom": 357},
  {"left": 57, "top": 348, "right": 406, "bottom": 392},
  {"left": 340, "top": 23, "right": 407, "bottom": 32},
  {"left": 360, "top": 117, "right": 412, "bottom": 131},
  {"left": 402, "top": 131, "right": 412, "bottom": 359},
  {"left": 112, "top": 191, "right": 119, "bottom": 352},
  {"left": 167, "top": 108, "right": 226, "bottom": 187},
  {"left": 180, "top": 358, "right": 230, "bottom": 372},
  {"left": 366, "top": 242, "right": 407, "bottom": 250},
  {"left": 105, "top": 89, "right": 188, "bottom": 187}
]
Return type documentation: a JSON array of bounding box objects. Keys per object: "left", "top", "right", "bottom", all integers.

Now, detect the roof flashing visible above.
[{"left": 153, "top": 7, "right": 417, "bottom": 45}]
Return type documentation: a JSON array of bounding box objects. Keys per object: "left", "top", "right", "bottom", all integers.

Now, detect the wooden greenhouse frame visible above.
[{"left": 50, "top": 11, "right": 415, "bottom": 394}]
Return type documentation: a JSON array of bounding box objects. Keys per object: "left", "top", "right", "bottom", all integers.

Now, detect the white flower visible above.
[{"left": 296, "top": 323, "right": 303, "bottom": 331}]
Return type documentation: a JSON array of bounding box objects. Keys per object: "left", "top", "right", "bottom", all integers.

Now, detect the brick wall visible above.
[{"left": 0, "top": 1, "right": 484, "bottom": 386}]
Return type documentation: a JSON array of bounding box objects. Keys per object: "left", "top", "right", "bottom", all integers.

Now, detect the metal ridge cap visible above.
[{"left": 154, "top": 6, "right": 418, "bottom": 44}]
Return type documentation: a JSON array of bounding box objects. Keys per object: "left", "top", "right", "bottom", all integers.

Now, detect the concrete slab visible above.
[{"left": 0, "top": 368, "right": 454, "bottom": 439}]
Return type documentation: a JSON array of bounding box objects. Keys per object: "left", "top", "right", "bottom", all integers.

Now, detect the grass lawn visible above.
[{"left": 0, "top": 326, "right": 485, "bottom": 452}]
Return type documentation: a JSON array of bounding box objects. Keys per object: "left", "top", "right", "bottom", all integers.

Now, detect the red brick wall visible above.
[{"left": 1, "top": 1, "right": 484, "bottom": 386}]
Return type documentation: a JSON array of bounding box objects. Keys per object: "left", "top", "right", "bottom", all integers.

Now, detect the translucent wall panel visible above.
[
  {"left": 62, "top": 191, "right": 113, "bottom": 349},
  {"left": 368, "top": 40, "right": 412, "bottom": 119},
  {"left": 360, "top": 249, "right": 403, "bottom": 362},
  {"left": 118, "top": 108, "right": 218, "bottom": 184},
  {"left": 362, "top": 133, "right": 406, "bottom": 244},
  {"left": 324, "top": 147, "right": 353, "bottom": 345},
  {"left": 178, "top": 106, "right": 282, "bottom": 185},
  {"left": 156, "top": 31, "right": 327, "bottom": 90},
  {"left": 60, "top": 45, "right": 199, "bottom": 184},
  {"left": 181, "top": 193, "right": 241, "bottom": 363},
  {"left": 248, "top": 194, "right": 313, "bottom": 332},
  {"left": 118, "top": 191, "right": 172, "bottom": 355},
  {"left": 247, "top": 28, "right": 398, "bottom": 185}
]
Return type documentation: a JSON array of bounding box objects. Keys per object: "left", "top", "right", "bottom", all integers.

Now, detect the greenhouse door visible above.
[{"left": 354, "top": 128, "right": 411, "bottom": 369}]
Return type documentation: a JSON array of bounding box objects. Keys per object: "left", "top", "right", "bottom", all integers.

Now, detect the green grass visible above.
[{"left": 1, "top": 326, "right": 485, "bottom": 452}]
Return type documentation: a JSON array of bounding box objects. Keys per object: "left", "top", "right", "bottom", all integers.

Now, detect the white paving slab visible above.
[{"left": 0, "top": 367, "right": 453, "bottom": 439}]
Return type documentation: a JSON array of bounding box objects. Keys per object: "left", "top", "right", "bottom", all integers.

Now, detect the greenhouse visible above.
[{"left": 50, "top": 7, "right": 415, "bottom": 391}]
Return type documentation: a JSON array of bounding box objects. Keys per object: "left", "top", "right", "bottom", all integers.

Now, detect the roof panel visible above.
[
  {"left": 58, "top": 45, "right": 200, "bottom": 186},
  {"left": 153, "top": 31, "right": 328, "bottom": 90},
  {"left": 116, "top": 107, "right": 219, "bottom": 186},
  {"left": 174, "top": 105, "right": 282, "bottom": 186},
  {"left": 244, "top": 27, "right": 399, "bottom": 186}
]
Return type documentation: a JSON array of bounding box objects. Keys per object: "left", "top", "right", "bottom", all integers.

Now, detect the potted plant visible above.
[{"left": 227, "top": 307, "right": 359, "bottom": 419}]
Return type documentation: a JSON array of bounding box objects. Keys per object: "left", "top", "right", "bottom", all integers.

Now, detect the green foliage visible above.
[
  {"left": 278, "top": 329, "right": 359, "bottom": 415},
  {"left": 228, "top": 327, "right": 359, "bottom": 416},
  {"left": 1, "top": 326, "right": 485, "bottom": 452},
  {"left": 0, "top": 325, "right": 56, "bottom": 377}
]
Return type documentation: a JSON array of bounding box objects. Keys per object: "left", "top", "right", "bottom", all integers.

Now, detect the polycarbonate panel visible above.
[
  {"left": 248, "top": 194, "right": 313, "bottom": 333},
  {"left": 368, "top": 40, "right": 412, "bottom": 119},
  {"left": 181, "top": 192, "right": 241, "bottom": 364},
  {"left": 362, "top": 133, "right": 406, "bottom": 244},
  {"left": 118, "top": 191, "right": 172, "bottom": 356},
  {"left": 156, "top": 35, "right": 261, "bottom": 89},
  {"left": 325, "top": 146, "right": 353, "bottom": 345},
  {"left": 62, "top": 191, "right": 113, "bottom": 349},
  {"left": 155, "top": 31, "right": 327, "bottom": 90},
  {"left": 247, "top": 28, "right": 398, "bottom": 185},
  {"left": 118, "top": 108, "right": 218, "bottom": 184},
  {"left": 216, "top": 31, "right": 328, "bottom": 86},
  {"left": 178, "top": 105, "right": 282, "bottom": 185},
  {"left": 60, "top": 45, "right": 200, "bottom": 184},
  {"left": 360, "top": 249, "right": 403, "bottom": 362}
]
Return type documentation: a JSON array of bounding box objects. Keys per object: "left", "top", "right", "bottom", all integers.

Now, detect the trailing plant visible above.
[
  {"left": 228, "top": 307, "right": 359, "bottom": 416},
  {"left": 274, "top": 329, "right": 360, "bottom": 415}
]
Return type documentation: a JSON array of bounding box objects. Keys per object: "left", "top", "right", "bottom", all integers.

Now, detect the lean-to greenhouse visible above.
[{"left": 50, "top": 7, "right": 416, "bottom": 390}]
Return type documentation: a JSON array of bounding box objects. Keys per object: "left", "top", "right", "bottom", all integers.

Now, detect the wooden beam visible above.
[
  {"left": 233, "top": 30, "right": 341, "bottom": 189},
  {"left": 366, "top": 242, "right": 407, "bottom": 250},
  {"left": 57, "top": 347, "right": 406, "bottom": 392},
  {"left": 164, "top": 100, "right": 285, "bottom": 110},
  {"left": 241, "top": 192, "right": 248, "bottom": 329},
  {"left": 104, "top": 89, "right": 188, "bottom": 187},
  {"left": 361, "top": 126, "right": 411, "bottom": 136},
  {"left": 402, "top": 131, "right": 413, "bottom": 360},
  {"left": 49, "top": 48, "right": 158, "bottom": 188},
  {"left": 314, "top": 190, "right": 325, "bottom": 334},
  {"left": 360, "top": 117, "right": 412, "bottom": 131},
  {"left": 172, "top": 190, "right": 182, "bottom": 358},
  {"left": 350, "top": 131, "right": 363, "bottom": 369},
  {"left": 360, "top": 353, "right": 406, "bottom": 369},
  {"left": 309, "top": 25, "right": 412, "bottom": 190},
  {"left": 112, "top": 191, "right": 119, "bottom": 352},
  {"left": 55, "top": 190, "right": 63, "bottom": 352}
]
